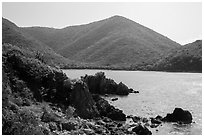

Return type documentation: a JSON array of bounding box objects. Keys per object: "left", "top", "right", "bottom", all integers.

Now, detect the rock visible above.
[
  {"left": 129, "top": 90, "right": 139, "bottom": 94},
  {"left": 111, "top": 98, "right": 118, "bottom": 101},
  {"left": 48, "top": 122, "right": 58, "bottom": 131},
  {"left": 126, "top": 115, "right": 134, "bottom": 119},
  {"left": 116, "top": 82, "right": 129, "bottom": 95},
  {"left": 83, "top": 72, "right": 130, "bottom": 96},
  {"left": 129, "top": 88, "right": 139, "bottom": 93},
  {"left": 155, "top": 115, "right": 163, "bottom": 120},
  {"left": 144, "top": 122, "right": 150, "bottom": 127},
  {"left": 106, "top": 109, "right": 126, "bottom": 121},
  {"left": 105, "top": 122, "right": 116, "bottom": 129},
  {"left": 132, "top": 124, "right": 152, "bottom": 135},
  {"left": 151, "top": 118, "right": 162, "bottom": 124},
  {"left": 162, "top": 108, "right": 193, "bottom": 124},
  {"left": 71, "top": 80, "right": 99, "bottom": 119},
  {"left": 132, "top": 116, "right": 141, "bottom": 123},
  {"left": 104, "top": 94, "right": 109, "bottom": 97},
  {"left": 134, "top": 91, "right": 139, "bottom": 93},
  {"left": 41, "top": 107, "right": 63, "bottom": 123},
  {"left": 61, "top": 121, "right": 77, "bottom": 131},
  {"left": 142, "top": 118, "right": 149, "bottom": 123},
  {"left": 94, "top": 127, "right": 106, "bottom": 134},
  {"left": 150, "top": 124, "right": 159, "bottom": 128},
  {"left": 102, "top": 117, "right": 113, "bottom": 123},
  {"left": 82, "top": 128, "right": 95, "bottom": 135},
  {"left": 92, "top": 95, "right": 126, "bottom": 121},
  {"left": 96, "top": 120, "right": 106, "bottom": 125},
  {"left": 129, "top": 88, "right": 134, "bottom": 92},
  {"left": 117, "top": 123, "right": 123, "bottom": 127}
]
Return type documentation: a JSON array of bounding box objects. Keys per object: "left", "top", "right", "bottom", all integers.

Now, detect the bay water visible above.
[{"left": 63, "top": 69, "right": 202, "bottom": 135}]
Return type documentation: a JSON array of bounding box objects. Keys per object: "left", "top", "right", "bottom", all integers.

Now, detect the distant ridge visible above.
[{"left": 153, "top": 40, "right": 202, "bottom": 72}]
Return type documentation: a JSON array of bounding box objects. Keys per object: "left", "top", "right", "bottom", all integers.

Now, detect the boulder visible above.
[
  {"left": 48, "top": 122, "right": 58, "bottom": 131},
  {"left": 61, "top": 121, "right": 77, "bottom": 131},
  {"left": 132, "top": 116, "right": 142, "bottom": 123},
  {"left": 142, "top": 118, "right": 149, "bottom": 123},
  {"left": 107, "top": 109, "right": 126, "bottom": 121},
  {"left": 155, "top": 115, "right": 163, "bottom": 121},
  {"left": 126, "top": 115, "right": 134, "bottom": 119},
  {"left": 134, "top": 91, "right": 139, "bottom": 93},
  {"left": 82, "top": 128, "right": 95, "bottom": 135},
  {"left": 92, "top": 95, "right": 126, "bottom": 121},
  {"left": 102, "top": 117, "right": 113, "bottom": 123},
  {"left": 96, "top": 120, "right": 106, "bottom": 125},
  {"left": 150, "top": 118, "right": 162, "bottom": 124},
  {"left": 41, "top": 107, "right": 63, "bottom": 123},
  {"left": 129, "top": 88, "right": 139, "bottom": 94},
  {"left": 132, "top": 124, "right": 152, "bottom": 135},
  {"left": 111, "top": 98, "right": 118, "bottom": 101},
  {"left": 104, "top": 94, "right": 109, "bottom": 97},
  {"left": 71, "top": 80, "right": 99, "bottom": 119},
  {"left": 116, "top": 82, "right": 129, "bottom": 95},
  {"left": 150, "top": 124, "right": 159, "bottom": 128},
  {"left": 162, "top": 108, "right": 192, "bottom": 124}
]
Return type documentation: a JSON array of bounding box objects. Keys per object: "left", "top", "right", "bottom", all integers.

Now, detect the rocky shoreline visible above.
[{"left": 2, "top": 44, "right": 193, "bottom": 135}]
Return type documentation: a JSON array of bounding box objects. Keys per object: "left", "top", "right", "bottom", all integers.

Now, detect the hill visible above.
[
  {"left": 2, "top": 18, "right": 71, "bottom": 67},
  {"left": 152, "top": 40, "right": 202, "bottom": 72},
  {"left": 22, "top": 15, "right": 181, "bottom": 67}
]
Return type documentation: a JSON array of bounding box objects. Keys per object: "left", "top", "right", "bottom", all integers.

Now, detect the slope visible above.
[
  {"left": 153, "top": 40, "right": 202, "bottom": 72},
  {"left": 22, "top": 15, "right": 181, "bottom": 67},
  {"left": 2, "top": 18, "right": 70, "bottom": 67}
]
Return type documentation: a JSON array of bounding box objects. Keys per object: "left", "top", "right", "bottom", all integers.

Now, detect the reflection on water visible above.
[{"left": 63, "top": 69, "right": 202, "bottom": 135}]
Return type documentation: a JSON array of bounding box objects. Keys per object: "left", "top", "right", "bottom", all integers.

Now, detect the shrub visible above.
[{"left": 2, "top": 108, "right": 46, "bottom": 135}]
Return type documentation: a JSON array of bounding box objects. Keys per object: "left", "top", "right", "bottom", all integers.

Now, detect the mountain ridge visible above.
[{"left": 22, "top": 15, "right": 181, "bottom": 66}]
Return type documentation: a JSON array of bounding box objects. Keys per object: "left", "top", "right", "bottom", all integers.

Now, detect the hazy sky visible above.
[{"left": 2, "top": 2, "right": 202, "bottom": 45}]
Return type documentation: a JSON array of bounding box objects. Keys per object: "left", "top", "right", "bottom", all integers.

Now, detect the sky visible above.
[{"left": 2, "top": 2, "right": 202, "bottom": 45}]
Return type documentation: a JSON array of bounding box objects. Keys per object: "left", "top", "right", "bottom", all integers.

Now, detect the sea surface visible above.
[{"left": 63, "top": 69, "right": 202, "bottom": 135}]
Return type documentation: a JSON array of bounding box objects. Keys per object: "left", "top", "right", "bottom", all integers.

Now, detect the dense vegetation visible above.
[
  {"left": 2, "top": 43, "right": 136, "bottom": 135},
  {"left": 22, "top": 15, "right": 180, "bottom": 67},
  {"left": 2, "top": 18, "right": 71, "bottom": 68},
  {"left": 152, "top": 40, "right": 202, "bottom": 72}
]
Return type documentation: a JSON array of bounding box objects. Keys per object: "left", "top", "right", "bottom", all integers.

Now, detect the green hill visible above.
[
  {"left": 22, "top": 15, "right": 180, "bottom": 67},
  {"left": 152, "top": 40, "right": 202, "bottom": 72},
  {"left": 2, "top": 18, "right": 70, "bottom": 67}
]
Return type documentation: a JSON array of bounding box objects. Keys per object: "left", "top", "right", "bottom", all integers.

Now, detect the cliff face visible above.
[{"left": 71, "top": 80, "right": 99, "bottom": 119}]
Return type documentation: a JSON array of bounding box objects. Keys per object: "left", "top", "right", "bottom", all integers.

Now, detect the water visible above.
[{"left": 63, "top": 69, "right": 202, "bottom": 135}]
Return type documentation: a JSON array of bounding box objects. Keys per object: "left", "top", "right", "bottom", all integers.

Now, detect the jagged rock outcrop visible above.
[
  {"left": 82, "top": 72, "right": 130, "bottom": 95},
  {"left": 92, "top": 95, "right": 126, "bottom": 121},
  {"left": 116, "top": 82, "right": 129, "bottom": 95},
  {"left": 162, "top": 108, "right": 193, "bottom": 124},
  {"left": 71, "top": 80, "right": 99, "bottom": 119}
]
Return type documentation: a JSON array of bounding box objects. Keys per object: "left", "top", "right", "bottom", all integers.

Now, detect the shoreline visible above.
[
  {"left": 60, "top": 67, "right": 202, "bottom": 74},
  {"left": 61, "top": 67, "right": 202, "bottom": 73}
]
